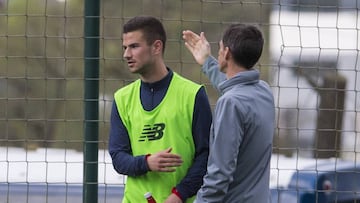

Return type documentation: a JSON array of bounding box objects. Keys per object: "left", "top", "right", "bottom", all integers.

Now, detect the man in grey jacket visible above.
[{"left": 183, "top": 24, "right": 275, "bottom": 202}]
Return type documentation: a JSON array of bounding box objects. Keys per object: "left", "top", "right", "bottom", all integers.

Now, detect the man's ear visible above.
[
  {"left": 152, "top": 40, "right": 163, "bottom": 55},
  {"left": 224, "top": 47, "right": 231, "bottom": 60}
]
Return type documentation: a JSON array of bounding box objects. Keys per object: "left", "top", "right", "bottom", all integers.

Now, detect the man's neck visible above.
[
  {"left": 225, "top": 63, "right": 247, "bottom": 79},
  {"left": 140, "top": 62, "right": 168, "bottom": 83}
]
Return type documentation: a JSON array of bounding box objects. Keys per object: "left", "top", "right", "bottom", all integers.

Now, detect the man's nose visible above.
[{"left": 123, "top": 48, "right": 130, "bottom": 59}]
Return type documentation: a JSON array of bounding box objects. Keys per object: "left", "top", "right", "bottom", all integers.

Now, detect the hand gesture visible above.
[
  {"left": 182, "top": 30, "right": 211, "bottom": 65},
  {"left": 147, "top": 147, "right": 183, "bottom": 172}
]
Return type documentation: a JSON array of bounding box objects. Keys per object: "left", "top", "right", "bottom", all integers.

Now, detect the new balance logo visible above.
[{"left": 139, "top": 123, "right": 165, "bottom": 142}]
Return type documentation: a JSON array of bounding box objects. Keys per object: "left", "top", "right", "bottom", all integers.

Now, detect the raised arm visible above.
[{"left": 182, "top": 30, "right": 226, "bottom": 91}]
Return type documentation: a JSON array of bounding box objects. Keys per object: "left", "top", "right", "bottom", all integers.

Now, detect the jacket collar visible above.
[{"left": 219, "top": 69, "right": 260, "bottom": 94}]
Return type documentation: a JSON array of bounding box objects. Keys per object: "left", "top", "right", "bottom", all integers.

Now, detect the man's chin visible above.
[
  {"left": 128, "top": 67, "right": 138, "bottom": 73},
  {"left": 219, "top": 66, "right": 226, "bottom": 73}
]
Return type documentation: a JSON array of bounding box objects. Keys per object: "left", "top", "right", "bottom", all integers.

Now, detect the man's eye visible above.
[{"left": 123, "top": 44, "right": 137, "bottom": 50}]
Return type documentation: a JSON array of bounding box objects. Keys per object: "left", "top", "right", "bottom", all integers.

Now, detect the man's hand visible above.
[
  {"left": 164, "top": 193, "right": 183, "bottom": 203},
  {"left": 182, "top": 30, "right": 211, "bottom": 65},
  {"left": 147, "top": 148, "right": 183, "bottom": 172}
]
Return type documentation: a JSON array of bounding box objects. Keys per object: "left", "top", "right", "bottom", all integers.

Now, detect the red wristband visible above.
[
  {"left": 171, "top": 187, "right": 182, "bottom": 200},
  {"left": 145, "top": 154, "right": 151, "bottom": 171}
]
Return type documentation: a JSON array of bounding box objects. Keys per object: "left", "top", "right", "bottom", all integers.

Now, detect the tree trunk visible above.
[{"left": 315, "top": 74, "right": 346, "bottom": 158}]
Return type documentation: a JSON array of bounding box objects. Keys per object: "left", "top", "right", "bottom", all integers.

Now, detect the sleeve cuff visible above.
[
  {"left": 202, "top": 56, "right": 214, "bottom": 73},
  {"left": 145, "top": 154, "right": 151, "bottom": 171},
  {"left": 171, "top": 187, "right": 183, "bottom": 201}
]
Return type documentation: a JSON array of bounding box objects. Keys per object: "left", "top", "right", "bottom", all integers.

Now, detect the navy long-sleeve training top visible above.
[{"left": 108, "top": 69, "right": 212, "bottom": 201}]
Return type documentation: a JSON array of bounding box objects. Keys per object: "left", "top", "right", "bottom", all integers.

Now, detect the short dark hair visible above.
[
  {"left": 222, "top": 24, "right": 264, "bottom": 69},
  {"left": 123, "top": 16, "right": 167, "bottom": 52}
]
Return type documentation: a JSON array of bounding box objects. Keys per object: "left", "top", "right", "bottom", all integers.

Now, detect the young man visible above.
[
  {"left": 183, "top": 24, "right": 275, "bottom": 202},
  {"left": 108, "top": 16, "right": 212, "bottom": 203}
]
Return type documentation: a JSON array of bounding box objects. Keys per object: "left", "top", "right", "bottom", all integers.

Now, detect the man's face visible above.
[
  {"left": 217, "top": 40, "right": 227, "bottom": 73},
  {"left": 122, "top": 30, "right": 154, "bottom": 74}
]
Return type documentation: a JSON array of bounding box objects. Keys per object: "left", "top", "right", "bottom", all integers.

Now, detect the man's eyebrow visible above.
[{"left": 123, "top": 43, "right": 139, "bottom": 48}]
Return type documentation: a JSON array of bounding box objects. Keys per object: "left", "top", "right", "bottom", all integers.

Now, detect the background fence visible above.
[{"left": 0, "top": 0, "right": 359, "bottom": 202}]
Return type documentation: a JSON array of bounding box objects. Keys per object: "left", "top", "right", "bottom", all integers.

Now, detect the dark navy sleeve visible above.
[
  {"left": 175, "top": 86, "right": 212, "bottom": 201},
  {"left": 108, "top": 101, "right": 149, "bottom": 176}
]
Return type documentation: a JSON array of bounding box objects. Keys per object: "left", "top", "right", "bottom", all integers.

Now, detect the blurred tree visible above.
[
  {"left": 0, "top": 0, "right": 273, "bottom": 151},
  {"left": 299, "top": 66, "right": 346, "bottom": 158}
]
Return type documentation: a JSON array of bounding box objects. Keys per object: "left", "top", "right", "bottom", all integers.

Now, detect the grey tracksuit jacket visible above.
[{"left": 195, "top": 56, "right": 275, "bottom": 203}]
